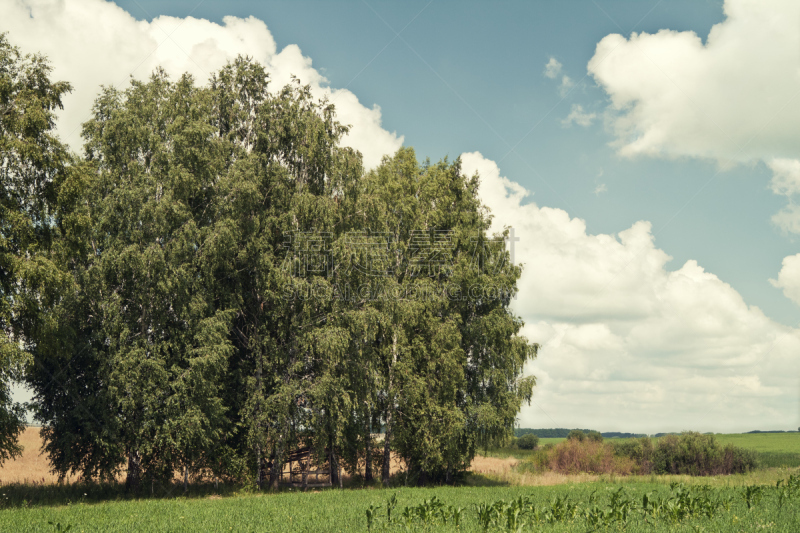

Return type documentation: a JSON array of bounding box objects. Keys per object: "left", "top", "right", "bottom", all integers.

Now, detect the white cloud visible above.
[
  {"left": 5, "top": 0, "right": 798, "bottom": 434},
  {"left": 544, "top": 57, "right": 562, "bottom": 79},
  {"left": 0, "top": 0, "right": 402, "bottom": 169},
  {"left": 562, "top": 104, "right": 596, "bottom": 127},
  {"left": 543, "top": 57, "right": 573, "bottom": 96},
  {"left": 558, "top": 75, "right": 574, "bottom": 97},
  {"left": 588, "top": 0, "right": 800, "bottom": 165},
  {"left": 594, "top": 183, "right": 607, "bottom": 195},
  {"left": 463, "top": 151, "right": 800, "bottom": 433},
  {"left": 770, "top": 254, "right": 800, "bottom": 306},
  {"left": 768, "top": 159, "right": 800, "bottom": 197},
  {"left": 768, "top": 159, "right": 800, "bottom": 233},
  {"left": 771, "top": 205, "right": 800, "bottom": 235}
]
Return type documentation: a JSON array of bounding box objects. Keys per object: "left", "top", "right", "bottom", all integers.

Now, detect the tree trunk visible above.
[
  {"left": 329, "top": 431, "right": 342, "bottom": 488},
  {"left": 270, "top": 444, "right": 283, "bottom": 490},
  {"left": 382, "top": 332, "right": 398, "bottom": 487},
  {"left": 256, "top": 444, "right": 262, "bottom": 489},
  {"left": 381, "top": 414, "right": 391, "bottom": 486},
  {"left": 183, "top": 465, "right": 188, "bottom": 493},
  {"left": 125, "top": 450, "right": 141, "bottom": 493},
  {"left": 364, "top": 416, "right": 373, "bottom": 483}
]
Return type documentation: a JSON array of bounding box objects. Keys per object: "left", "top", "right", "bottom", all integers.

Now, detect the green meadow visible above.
[
  {"left": 0, "top": 433, "right": 798, "bottom": 532},
  {"left": 1, "top": 476, "right": 799, "bottom": 532}
]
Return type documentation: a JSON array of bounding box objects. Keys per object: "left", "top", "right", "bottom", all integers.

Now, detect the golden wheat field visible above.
[
  {"left": 0, "top": 428, "right": 533, "bottom": 485},
  {"left": 0, "top": 427, "right": 80, "bottom": 485}
]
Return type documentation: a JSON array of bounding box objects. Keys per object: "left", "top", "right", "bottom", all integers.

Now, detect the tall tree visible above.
[
  {"left": 0, "top": 32, "right": 71, "bottom": 463},
  {"left": 345, "top": 148, "right": 537, "bottom": 484},
  {"left": 29, "top": 69, "right": 234, "bottom": 489},
  {"left": 207, "top": 59, "right": 363, "bottom": 488}
]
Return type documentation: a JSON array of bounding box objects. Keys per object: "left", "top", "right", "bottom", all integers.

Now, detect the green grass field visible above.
[
  {"left": 1, "top": 432, "right": 797, "bottom": 532},
  {"left": 0, "top": 476, "right": 798, "bottom": 532}
]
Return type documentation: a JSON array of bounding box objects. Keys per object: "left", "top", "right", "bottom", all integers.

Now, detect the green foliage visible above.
[
  {"left": 527, "top": 433, "right": 758, "bottom": 477},
  {"left": 610, "top": 437, "right": 655, "bottom": 465},
  {"left": 516, "top": 434, "right": 539, "bottom": 450},
  {"left": 586, "top": 430, "right": 603, "bottom": 443},
  {"left": 566, "top": 430, "right": 585, "bottom": 442},
  {"left": 10, "top": 33, "right": 537, "bottom": 488},
  {"left": 0, "top": 31, "right": 72, "bottom": 463},
  {"left": 514, "top": 428, "right": 596, "bottom": 438},
  {"left": 650, "top": 432, "right": 757, "bottom": 476}
]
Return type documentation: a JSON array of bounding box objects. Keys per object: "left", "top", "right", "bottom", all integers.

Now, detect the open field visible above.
[
  {"left": 489, "top": 432, "right": 800, "bottom": 468},
  {"left": 713, "top": 433, "right": 800, "bottom": 452},
  {"left": 0, "top": 476, "right": 798, "bottom": 532},
  {"left": 1, "top": 429, "right": 798, "bottom": 531}
]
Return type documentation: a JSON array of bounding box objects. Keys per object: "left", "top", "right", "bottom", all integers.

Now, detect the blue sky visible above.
[
  {"left": 109, "top": 0, "right": 798, "bottom": 327},
  {"left": 3, "top": 0, "right": 799, "bottom": 433}
]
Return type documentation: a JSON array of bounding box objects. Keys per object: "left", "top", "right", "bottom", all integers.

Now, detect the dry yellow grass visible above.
[
  {"left": 469, "top": 455, "right": 601, "bottom": 486},
  {"left": 15, "top": 429, "right": 777, "bottom": 489},
  {"left": 0, "top": 427, "right": 77, "bottom": 485}
]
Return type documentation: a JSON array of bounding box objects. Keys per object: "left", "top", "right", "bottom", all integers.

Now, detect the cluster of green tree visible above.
[
  {"left": 515, "top": 428, "right": 596, "bottom": 438},
  {"left": 602, "top": 432, "right": 647, "bottom": 439},
  {"left": 567, "top": 429, "right": 603, "bottom": 443},
  {"left": 746, "top": 430, "right": 799, "bottom": 434},
  {"left": 516, "top": 429, "right": 648, "bottom": 439},
  {"left": 0, "top": 34, "right": 538, "bottom": 490}
]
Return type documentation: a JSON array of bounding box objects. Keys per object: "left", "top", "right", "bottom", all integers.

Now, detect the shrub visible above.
[
  {"left": 610, "top": 437, "right": 654, "bottom": 473},
  {"left": 586, "top": 431, "right": 603, "bottom": 443},
  {"left": 567, "top": 430, "right": 586, "bottom": 442},
  {"left": 651, "top": 432, "right": 757, "bottom": 476},
  {"left": 547, "top": 439, "right": 636, "bottom": 475},
  {"left": 517, "top": 434, "right": 539, "bottom": 450}
]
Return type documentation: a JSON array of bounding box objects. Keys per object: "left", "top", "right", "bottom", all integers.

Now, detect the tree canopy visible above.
[{"left": 3, "top": 33, "right": 538, "bottom": 489}]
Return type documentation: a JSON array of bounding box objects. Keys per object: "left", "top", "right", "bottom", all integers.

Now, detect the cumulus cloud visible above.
[
  {"left": 543, "top": 57, "right": 574, "bottom": 96},
  {"left": 562, "top": 104, "right": 596, "bottom": 127},
  {"left": 768, "top": 159, "right": 800, "bottom": 233},
  {"left": 543, "top": 57, "right": 562, "bottom": 79},
  {"left": 768, "top": 159, "right": 800, "bottom": 197},
  {"left": 558, "top": 75, "right": 574, "bottom": 97},
  {"left": 588, "top": 0, "right": 800, "bottom": 164},
  {"left": 770, "top": 254, "right": 800, "bottom": 306},
  {"left": 463, "top": 152, "right": 800, "bottom": 433},
  {"left": 5, "top": 0, "right": 798, "bottom": 433},
  {"left": 0, "top": 0, "right": 402, "bottom": 168}
]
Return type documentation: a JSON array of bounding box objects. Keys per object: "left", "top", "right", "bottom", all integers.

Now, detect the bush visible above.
[
  {"left": 517, "top": 434, "right": 539, "bottom": 450},
  {"left": 530, "top": 433, "right": 757, "bottom": 477},
  {"left": 546, "top": 439, "right": 636, "bottom": 475},
  {"left": 567, "top": 430, "right": 586, "bottom": 442},
  {"left": 651, "top": 432, "right": 757, "bottom": 476},
  {"left": 586, "top": 430, "right": 603, "bottom": 443},
  {"left": 610, "top": 437, "right": 654, "bottom": 474}
]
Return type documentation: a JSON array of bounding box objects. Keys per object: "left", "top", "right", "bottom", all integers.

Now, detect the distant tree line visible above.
[
  {"left": 515, "top": 429, "right": 647, "bottom": 439},
  {"left": 746, "top": 430, "right": 799, "bottom": 434},
  {"left": 0, "top": 34, "right": 538, "bottom": 490}
]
